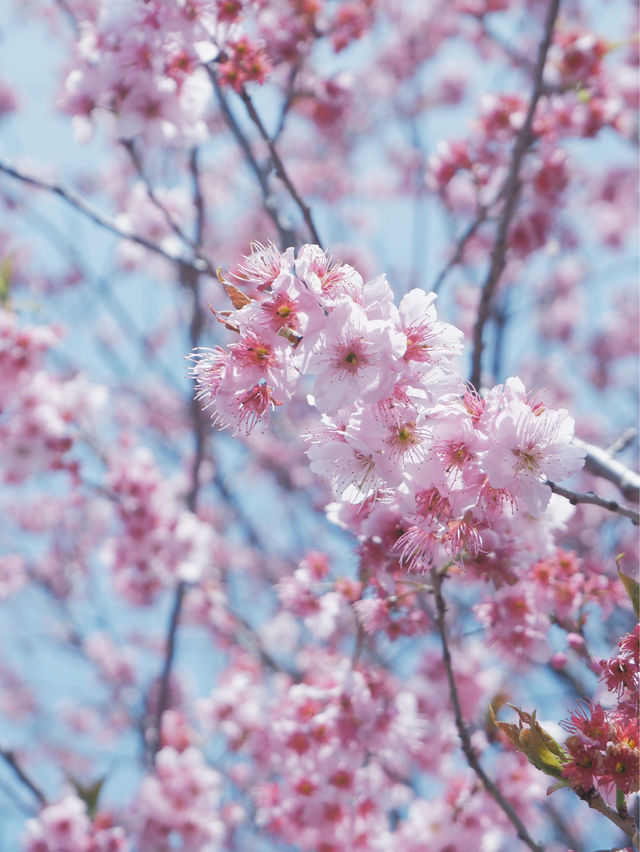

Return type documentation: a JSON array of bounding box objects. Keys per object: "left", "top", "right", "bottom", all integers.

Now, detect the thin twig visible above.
[
  {"left": 551, "top": 658, "right": 590, "bottom": 702},
  {"left": 0, "top": 195, "right": 182, "bottom": 388},
  {"left": 186, "top": 146, "right": 209, "bottom": 503},
  {"left": 469, "top": 0, "right": 561, "bottom": 390},
  {"left": 120, "top": 140, "right": 217, "bottom": 276},
  {"left": 190, "top": 148, "right": 206, "bottom": 247},
  {"left": 352, "top": 622, "right": 366, "bottom": 668},
  {"left": 573, "top": 437, "right": 640, "bottom": 504},
  {"left": 491, "top": 297, "right": 509, "bottom": 382},
  {"left": 239, "top": 87, "right": 323, "bottom": 247},
  {"left": 543, "top": 800, "right": 582, "bottom": 851},
  {"left": 232, "top": 610, "right": 300, "bottom": 679},
  {"left": 432, "top": 571, "right": 545, "bottom": 852},
  {"left": 273, "top": 64, "right": 300, "bottom": 143},
  {"left": 151, "top": 153, "right": 210, "bottom": 759},
  {"left": 576, "top": 788, "right": 639, "bottom": 846},
  {"left": 432, "top": 205, "right": 490, "bottom": 293},
  {"left": 399, "top": 116, "right": 430, "bottom": 293},
  {"left": 151, "top": 580, "right": 187, "bottom": 758},
  {"left": 606, "top": 428, "right": 637, "bottom": 457},
  {"left": 0, "top": 776, "right": 37, "bottom": 815},
  {"left": 0, "top": 749, "right": 47, "bottom": 807},
  {"left": 479, "top": 20, "right": 536, "bottom": 74},
  {"left": 54, "top": 0, "right": 79, "bottom": 34},
  {"left": 207, "top": 67, "right": 296, "bottom": 249},
  {"left": 545, "top": 480, "right": 639, "bottom": 525},
  {"left": 0, "top": 160, "right": 212, "bottom": 278},
  {"left": 93, "top": 275, "right": 181, "bottom": 388}
]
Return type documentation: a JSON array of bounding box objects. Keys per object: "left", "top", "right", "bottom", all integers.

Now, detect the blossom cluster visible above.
[
  {"left": 561, "top": 624, "right": 639, "bottom": 796},
  {"left": 2, "top": 0, "right": 637, "bottom": 848},
  {"left": 425, "top": 24, "right": 638, "bottom": 294},
  {"left": 103, "top": 446, "right": 217, "bottom": 604},
  {"left": 191, "top": 243, "right": 585, "bottom": 576},
  {"left": 22, "top": 794, "right": 127, "bottom": 852},
  {"left": 0, "top": 308, "right": 104, "bottom": 483},
  {"left": 21, "top": 747, "right": 225, "bottom": 852},
  {"left": 196, "top": 646, "right": 546, "bottom": 851},
  {"left": 56, "top": 0, "right": 374, "bottom": 147},
  {"left": 130, "top": 746, "right": 225, "bottom": 851},
  {"left": 473, "top": 546, "right": 628, "bottom": 665},
  {"left": 59, "top": 0, "right": 257, "bottom": 145}
]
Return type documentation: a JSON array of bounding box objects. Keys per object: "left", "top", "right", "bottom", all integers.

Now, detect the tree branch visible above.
[
  {"left": 0, "top": 160, "right": 212, "bottom": 278},
  {"left": 0, "top": 776, "right": 37, "bottom": 815},
  {"left": 432, "top": 204, "right": 490, "bottom": 293},
  {"left": 543, "top": 800, "right": 582, "bottom": 851},
  {"left": 606, "top": 428, "right": 637, "bottom": 457},
  {"left": 273, "top": 64, "right": 300, "bottom": 144},
  {"left": 54, "top": 0, "right": 79, "bottom": 34},
  {"left": 432, "top": 572, "right": 545, "bottom": 852},
  {"left": 151, "top": 580, "right": 187, "bottom": 758},
  {"left": 545, "top": 480, "right": 639, "bottom": 525},
  {"left": 207, "top": 67, "right": 296, "bottom": 249},
  {"left": 469, "top": 0, "right": 561, "bottom": 390},
  {"left": 573, "top": 437, "right": 640, "bottom": 504},
  {"left": 231, "top": 610, "right": 299, "bottom": 679},
  {"left": 576, "top": 788, "right": 639, "bottom": 847},
  {"left": 120, "top": 140, "right": 217, "bottom": 276},
  {"left": 238, "top": 87, "right": 323, "bottom": 247},
  {"left": 190, "top": 148, "right": 206, "bottom": 248},
  {"left": 150, "top": 162, "right": 210, "bottom": 758},
  {"left": 0, "top": 748, "right": 47, "bottom": 807}
]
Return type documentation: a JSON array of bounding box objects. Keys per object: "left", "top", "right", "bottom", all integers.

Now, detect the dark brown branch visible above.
[
  {"left": 239, "top": 87, "right": 323, "bottom": 247},
  {"left": 0, "top": 160, "right": 212, "bottom": 278},
  {"left": 432, "top": 572, "right": 545, "bottom": 852},
  {"left": 545, "top": 480, "right": 639, "bottom": 525},
  {"left": 0, "top": 748, "right": 47, "bottom": 807},
  {"left": 469, "top": 0, "right": 561, "bottom": 390},
  {"left": 573, "top": 437, "right": 640, "bottom": 504},
  {"left": 148, "top": 405, "right": 203, "bottom": 759}
]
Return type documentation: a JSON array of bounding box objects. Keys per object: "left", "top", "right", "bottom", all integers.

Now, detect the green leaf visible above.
[
  {"left": 493, "top": 705, "right": 568, "bottom": 780},
  {"left": 522, "top": 710, "right": 567, "bottom": 779},
  {"left": 68, "top": 775, "right": 106, "bottom": 817},
  {"left": 617, "top": 557, "right": 639, "bottom": 618},
  {"left": 0, "top": 258, "right": 11, "bottom": 307}
]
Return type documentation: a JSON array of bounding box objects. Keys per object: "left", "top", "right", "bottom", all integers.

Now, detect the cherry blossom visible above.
[{"left": 0, "top": 0, "right": 638, "bottom": 849}]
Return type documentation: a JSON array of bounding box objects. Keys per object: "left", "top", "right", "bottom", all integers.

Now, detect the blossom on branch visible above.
[{"left": 192, "top": 243, "right": 585, "bottom": 576}]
